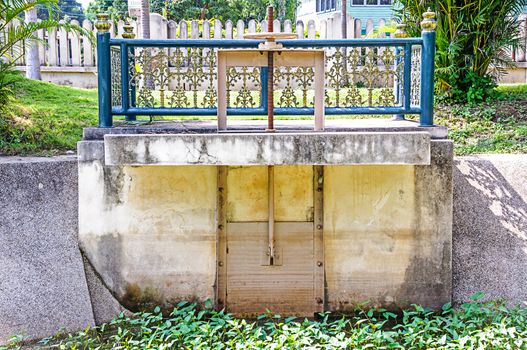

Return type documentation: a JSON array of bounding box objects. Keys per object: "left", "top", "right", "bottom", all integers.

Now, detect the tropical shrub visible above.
[{"left": 395, "top": 0, "right": 525, "bottom": 104}]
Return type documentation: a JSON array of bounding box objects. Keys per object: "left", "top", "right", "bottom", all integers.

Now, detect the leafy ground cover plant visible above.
[{"left": 5, "top": 294, "right": 527, "bottom": 349}]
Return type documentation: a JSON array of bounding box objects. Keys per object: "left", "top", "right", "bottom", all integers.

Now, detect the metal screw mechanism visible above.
[
  {"left": 421, "top": 8, "right": 437, "bottom": 32},
  {"left": 317, "top": 224, "right": 323, "bottom": 230},
  {"left": 122, "top": 21, "right": 136, "bottom": 39},
  {"left": 266, "top": 5, "right": 275, "bottom": 132},
  {"left": 317, "top": 261, "right": 323, "bottom": 267},
  {"left": 95, "top": 13, "right": 111, "bottom": 33},
  {"left": 218, "top": 261, "right": 224, "bottom": 267}
]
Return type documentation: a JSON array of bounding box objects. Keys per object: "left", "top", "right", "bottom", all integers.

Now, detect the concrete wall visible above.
[
  {"left": 325, "top": 141, "right": 452, "bottom": 310},
  {"left": 1, "top": 152, "right": 526, "bottom": 343},
  {"left": 453, "top": 155, "right": 527, "bottom": 305},
  {"left": 16, "top": 67, "right": 98, "bottom": 89},
  {"left": 78, "top": 137, "right": 451, "bottom": 311},
  {"left": 0, "top": 156, "right": 126, "bottom": 344},
  {"left": 0, "top": 157, "right": 94, "bottom": 344},
  {"left": 79, "top": 141, "right": 218, "bottom": 310}
]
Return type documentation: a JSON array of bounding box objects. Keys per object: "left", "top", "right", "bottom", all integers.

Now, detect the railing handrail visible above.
[
  {"left": 108, "top": 38, "right": 424, "bottom": 48},
  {"left": 95, "top": 11, "right": 437, "bottom": 129}
]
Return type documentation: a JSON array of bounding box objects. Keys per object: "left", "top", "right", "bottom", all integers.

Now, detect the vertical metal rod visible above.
[
  {"left": 120, "top": 42, "right": 130, "bottom": 114},
  {"left": 260, "top": 67, "right": 269, "bottom": 112},
  {"left": 420, "top": 29, "right": 436, "bottom": 126},
  {"left": 96, "top": 31, "right": 112, "bottom": 128},
  {"left": 403, "top": 43, "right": 412, "bottom": 113},
  {"left": 128, "top": 46, "right": 137, "bottom": 122},
  {"left": 393, "top": 47, "right": 404, "bottom": 120},
  {"left": 268, "top": 165, "right": 275, "bottom": 265},
  {"left": 267, "top": 6, "right": 274, "bottom": 131}
]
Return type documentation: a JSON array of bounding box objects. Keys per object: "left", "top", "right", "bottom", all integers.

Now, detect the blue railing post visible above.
[
  {"left": 95, "top": 13, "right": 112, "bottom": 128},
  {"left": 420, "top": 9, "right": 437, "bottom": 127},
  {"left": 122, "top": 22, "right": 136, "bottom": 122},
  {"left": 260, "top": 67, "right": 269, "bottom": 113}
]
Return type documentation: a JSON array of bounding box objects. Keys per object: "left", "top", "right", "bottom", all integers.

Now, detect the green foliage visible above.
[
  {"left": 395, "top": 0, "right": 525, "bottom": 104},
  {"left": 435, "top": 84, "right": 527, "bottom": 155},
  {"left": 85, "top": 0, "right": 128, "bottom": 22},
  {"left": 36, "top": 0, "right": 85, "bottom": 21},
  {"left": 13, "top": 296, "right": 527, "bottom": 349},
  {"left": 86, "top": 0, "right": 299, "bottom": 24},
  {"left": 2, "top": 77, "right": 526, "bottom": 156}
]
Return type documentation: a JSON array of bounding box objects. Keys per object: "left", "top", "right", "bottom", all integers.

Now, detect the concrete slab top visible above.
[
  {"left": 103, "top": 131, "right": 431, "bottom": 166},
  {"left": 84, "top": 119, "right": 448, "bottom": 141}
]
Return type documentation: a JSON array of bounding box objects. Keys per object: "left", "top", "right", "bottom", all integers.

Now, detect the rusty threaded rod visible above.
[{"left": 267, "top": 5, "right": 274, "bottom": 131}]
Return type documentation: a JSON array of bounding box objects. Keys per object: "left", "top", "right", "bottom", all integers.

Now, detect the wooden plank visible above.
[
  {"left": 274, "top": 50, "right": 324, "bottom": 67},
  {"left": 313, "top": 165, "right": 325, "bottom": 313},
  {"left": 217, "top": 52, "right": 227, "bottom": 130},
  {"left": 226, "top": 222, "right": 315, "bottom": 317},
  {"left": 216, "top": 166, "right": 228, "bottom": 309},
  {"left": 314, "top": 52, "right": 325, "bottom": 131},
  {"left": 219, "top": 50, "right": 268, "bottom": 67}
]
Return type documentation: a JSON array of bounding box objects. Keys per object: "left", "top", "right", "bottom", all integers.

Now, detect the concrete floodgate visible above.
[{"left": 78, "top": 119, "right": 453, "bottom": 316}]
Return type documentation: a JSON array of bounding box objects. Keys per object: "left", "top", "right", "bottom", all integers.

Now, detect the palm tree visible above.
[{"left": 24, "top": 6, "right": 41, "bottom": 80}]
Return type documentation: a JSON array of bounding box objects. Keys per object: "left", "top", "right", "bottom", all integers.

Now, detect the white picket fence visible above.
[
  {"left": 11, "top": 12, "right": 527, "bottom": 86},
  {"left": 16, "top": 13, "right": 397, "bottom": 68}
]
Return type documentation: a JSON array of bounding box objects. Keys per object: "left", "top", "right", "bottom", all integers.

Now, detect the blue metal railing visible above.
[{"left": 96, "top": 23, "right": 436, "bottom": 128}]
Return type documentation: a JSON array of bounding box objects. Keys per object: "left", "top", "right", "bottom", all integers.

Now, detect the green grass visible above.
[
  {"left": 5, "top": 295, "right": 527, "bottom": 349},
  {"left": 1, "top": 76, "right": 526, "bottom": 156},
  {"left": 0, "top": 75, "right": 98, "bottom": 155},
  {"left": 435, "top": 85, "right": 527, "bottom": 155}
]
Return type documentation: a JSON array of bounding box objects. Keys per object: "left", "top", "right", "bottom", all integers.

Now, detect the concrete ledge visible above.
[{"left": 104, "top": 132, "right": 431, "bottom": 166}]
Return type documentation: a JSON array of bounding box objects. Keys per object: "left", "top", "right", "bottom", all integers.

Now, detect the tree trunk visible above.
[
  {"left": 140, "top": 0, "right": 151, "bottom": 39},
  {"left": 341, "top": 0, "right": 347, "bottom": 39},
  {"left": 25, "top": 7, "right": 41, "bottom": 80},
  {"left": 341, "top": 0, "right": 348, "bottom": 86}
]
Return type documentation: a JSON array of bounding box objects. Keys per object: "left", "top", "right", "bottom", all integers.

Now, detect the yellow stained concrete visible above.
[
  {"left": 324, "top": 165, "right": 416, "bottom": 309},
  {"left": 226, "top": 166, "right": 314, "bottom": 222},
  {"left": 79, "top": 164, "right": 218, "bottom": 304}
]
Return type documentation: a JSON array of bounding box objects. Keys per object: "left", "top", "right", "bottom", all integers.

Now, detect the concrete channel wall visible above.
[{"left": 0, "top": 154, "right": 526, "bottom": 343}]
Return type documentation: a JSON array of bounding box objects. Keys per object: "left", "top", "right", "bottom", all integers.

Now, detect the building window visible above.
[
  {"left": 316, "top": 0, "right": 337, "bottom": 12},
  {"left": 352, "top": 0, "right": 391, "bottom": 4}
]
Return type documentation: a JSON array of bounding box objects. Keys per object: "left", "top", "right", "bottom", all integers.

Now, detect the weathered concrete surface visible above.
[
  {"left": 83, "top": 119, "right": 448, "bottom": 140},
  {"left": 227, "top": 166, "right": 313, "bottom": 222},
  {"left": 79, "top": 136, "right": 452, "bottom": 311},
  {"left": 103, "top": 132, "right": 431, "bottom": 166},
  {"left": 324, "top": 140, "right": 453, "bottom": 310},
  {"left": 83, "top": 255, "right": 130, "bottom": 324},
  {"left": 453, "top": 154, "right": 527, "bottom": 305},
  {"left": 78, "top": 141, "right": 218, "bottom": 310},
  {"left": 0, "top": 156, "right": 95, "bottom": 343}
]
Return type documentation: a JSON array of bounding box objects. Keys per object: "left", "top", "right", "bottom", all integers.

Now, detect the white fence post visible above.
[
  {"left": 214, "top": 20, "right": 222, "bottom": 39},
  {"left": 248, "top": 19, "right": 257, "bottom": 33},
  {"left": 225, "top": 20, "right": 233, "bottom": 39},
  {"left": 70, "top": 19, "right": 81, "bottom": 66},
  {"left": 296, "top": 20, "right": 304, "bottom": 39},
  {"left": 236, "top": 19, "right": 245, "bottom": 39},
  {"left": 82, "top": 19, "right": 94, "bottom": 66},
  {"left": 307, "top": 19, "right": 316, "bottom": 39}
]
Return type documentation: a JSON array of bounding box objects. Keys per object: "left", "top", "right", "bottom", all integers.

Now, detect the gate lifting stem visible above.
[{"left": 267, "top": 165, "right": 276, "bottom": 265}]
